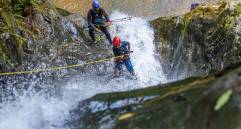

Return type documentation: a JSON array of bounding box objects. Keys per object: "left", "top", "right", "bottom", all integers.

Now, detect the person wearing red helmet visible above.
[{"left": 112, "top": 36, "right": 136, "bottom": 77}]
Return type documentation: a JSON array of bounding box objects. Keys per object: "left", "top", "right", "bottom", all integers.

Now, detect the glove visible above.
[
  {"left": 129, "top": 51, "right": 133, "bottom": 54},
  {"left": 105, "top": 21, "right": 112, "bottom": 26},
  {"left": 115, "top": 58, "right": 123, "bottom": 63},
  {"left": 123, "top": 55, "right": 130, "bottom": 60}
]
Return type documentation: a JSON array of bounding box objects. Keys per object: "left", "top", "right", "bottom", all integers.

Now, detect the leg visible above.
[
  {"left": 114, "top": 68, "right": 120, "bottom": 77},
  {"left": 100, "top": 26, "right": 112, "bottom": 44},
  {"left": 114, "top": 61, "right": 123, "bottom": 77},
  {"left": 124, "top": 58, "right": 135, "bottom": 76},
  {"left": 89, "top": 27, "right": 96, "bottom": 43}
]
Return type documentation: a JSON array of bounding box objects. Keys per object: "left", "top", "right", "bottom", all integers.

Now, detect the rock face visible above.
[
  {"left": 0, "top": 0, "right": 112, "bottom": 96},
  {"left": 69, "top": 63, "right": 241, "bottom": 129},
  {"left": 65, "top": 2, "right": 241, "bottom": 129},
  {"left": 0, "top": 0, "right": 111, "bottom": 75},
  {"left": 1, "top": 1, "right": 241, "bottom": 129},
  {"left": 53, "top": 0, "right": 91, "bottom": 15},
  {"left": 151, "top": 2, "right": 241, "bottom": 79}
]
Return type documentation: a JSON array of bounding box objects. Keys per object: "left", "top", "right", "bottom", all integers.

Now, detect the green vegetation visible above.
[
  {"left": 214, "top": 89, "right": 233, "bottom": 111},
  {"left": 234, "top": 3, "right": 241, "bottom": 16},
  {"left": 151, "top": 1, "right": 241, "bottom": 76},
  {"left": 92, "top": 77, "right": 211, "bottom": 102},
  {"left": 10, "top": 0, "right": 38, "bottom": 15},
  {"left": 56, "top": 7, "right": 72, "bottom": 17},
  {"left": 0, "top": 0, "right": 38, "bottom": 69}
]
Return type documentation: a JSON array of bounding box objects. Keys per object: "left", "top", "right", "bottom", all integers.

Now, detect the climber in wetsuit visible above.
[
  {"left": 112, "top": 36, "right": 136, "bottom": 77},
  {"left": 87, "top": 0, "right": 112, "bottom": 44}
]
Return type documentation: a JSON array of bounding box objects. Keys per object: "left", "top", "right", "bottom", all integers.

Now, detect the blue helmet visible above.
[{"left": 92, "top": 0, "right": 100, "bottom": 10}]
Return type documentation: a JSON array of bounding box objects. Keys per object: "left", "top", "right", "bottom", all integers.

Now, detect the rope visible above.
[
  {"left": 92, "top": 16, "right": 134, "bottom": 27},
  {"left": 91, "top": 13, "right": 163, "bottom": 27},
  {"left": 110, "top": 16, "right": 133, "bottom": 22},
  {"left": 0, "top": 53, "right": 132, "bottom": 76},
  {"left": 91, "top": 3, "right": 208, "bottom": 28}
]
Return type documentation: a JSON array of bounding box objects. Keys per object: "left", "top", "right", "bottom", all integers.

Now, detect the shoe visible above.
[{"left": 131, "top": 72, "right": 136, "bottom": 76}]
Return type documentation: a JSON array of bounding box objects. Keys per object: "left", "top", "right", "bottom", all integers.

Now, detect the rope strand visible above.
[{"left": 0, "top": 53, "right": 133, "bottom": 76}]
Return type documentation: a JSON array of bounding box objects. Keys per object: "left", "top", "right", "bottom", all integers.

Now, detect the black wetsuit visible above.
[{"left": 87, "top": 8, "right": 112, "bottom": 44}]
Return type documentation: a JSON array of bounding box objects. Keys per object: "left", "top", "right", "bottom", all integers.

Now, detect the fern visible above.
[
  {"left": 0, "top": 0, "right": 38, "bottom": 67},
  {"left": 15, "top": 14, "right": 36, "bottom": 39},
  {"left": 11, "top": 0, "right": 39, "bottom": 14}
]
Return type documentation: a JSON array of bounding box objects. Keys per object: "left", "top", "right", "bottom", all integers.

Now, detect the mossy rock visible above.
[
  {"left": 70, "top": 63, "right": 241, "bottom": 129},
  {"left": 234, "top": 3, "right": 241, "bottom": 16},
  {"left": 151, "top": 2, "right": 241, "bottom": 78},
  {"left": 151, "top": 16, "right": 184, "bottom": 42},
  {"left": 56, "top": 7, "right": 72, "bottom": 17}
]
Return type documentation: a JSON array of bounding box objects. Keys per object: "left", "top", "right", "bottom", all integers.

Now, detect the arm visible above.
[
  {"left": 113, "top": 49, "right": 123, "bottom": 62},
  {"left": 87, "top": 10, "right": 94, "bottom": 28},
  {"left": 127, "top": 42, "right": 131, "bottom": 52},
  {"left": 101, "top": 8, "right": 110, "bottom": 22},
  {"left": 113, "top": 48, "right": 118, "bottom": 57}
]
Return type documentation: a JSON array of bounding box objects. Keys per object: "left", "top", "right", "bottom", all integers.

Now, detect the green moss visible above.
[
  {"left": 91, "top": 76, "right": 214, "bottom": 103},
  {"left": 1, "top": 8, "right": 15, "bottom": 32},
  {"left": 0, "top": 42, "right": 10, "bottom": 65},
  {"left": 11, "top": 0, "right": 38, "bottom": 15},
  {"left": 234, "top": 4, "right": 241, "bottom": 16},
  {"left": 224, "top": 16, "right": 234, "bottom": 30},
  {"left": 152, "top": 2, "right": 229, "bottom": 40},
  {"left": 2, "top": 53, "right": 10, "bottom": 64},
  {"left": 15, "top": 16, "right": 36, "bottom": 39},
  {"left": 15, "top": 34, "right": 27, "bottom": 47},
  {"left": 79, "top": 76, "right": 215, "bottom": 129},
  {"left": 182, "top": 4, "right": 223, "bottom": 36},
  {"left": 113, "top": 86, "right": 209, "bottom": 129},
  {"left": 78, "top": 64, "right": 241, "bottom": 129},
  {"left": 33, "top": 2, "right": 47, "bottom": 13},
  {"left": 0, "top": 0, "right": 38, "bottom": 68},
  {"left": 151, "top": 16, "right": 183, "bottom": 41},
  {"left": 56, "top": 7, "right": 72, "bottom": 17}
]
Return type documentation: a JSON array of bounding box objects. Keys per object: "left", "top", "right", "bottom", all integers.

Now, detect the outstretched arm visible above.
[
  {"left": 101, "top": 8, "right": 110, "bottom": 22},
  {"left": 127, "top": 42, "right": 131, "bottom": 52}
]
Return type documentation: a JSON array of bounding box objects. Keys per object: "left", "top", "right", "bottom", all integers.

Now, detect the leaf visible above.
[
  {"left": 214, "top": 89, "right": 233, "bottom": 111},
  {"left": 2, "top": 11, "right": 15, "bottom": 31},
  {"left": 118, "top": 113, "right": 135, "bottom": 121}
]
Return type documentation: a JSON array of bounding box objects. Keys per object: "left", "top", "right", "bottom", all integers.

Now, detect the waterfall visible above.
[{"left": 0, "top": 12, "right": 166, "bottom": 129}]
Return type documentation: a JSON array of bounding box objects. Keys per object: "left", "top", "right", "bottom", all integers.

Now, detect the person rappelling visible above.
[
  {"left": 112, "top": 36, "right": 136, "bottom": 77},
  {"left": 87, "top": 0, "right": 112, "bottom": 45}
]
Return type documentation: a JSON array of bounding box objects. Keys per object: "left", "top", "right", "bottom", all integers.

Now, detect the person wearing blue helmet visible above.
[{"left": 87, "top": 0, "right": 112, "bottom": 45}]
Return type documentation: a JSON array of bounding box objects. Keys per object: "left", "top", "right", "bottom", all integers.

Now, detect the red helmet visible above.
[{"left": 113, "top": 36, "right": 121, "bottom": 47}]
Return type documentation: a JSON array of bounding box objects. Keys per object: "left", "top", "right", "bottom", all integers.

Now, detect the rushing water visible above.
[{"left": 0, "top": 12, "right": 166, "bottom": 129}]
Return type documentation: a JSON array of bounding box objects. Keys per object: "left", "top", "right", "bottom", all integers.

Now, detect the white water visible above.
[{"left": 0, "top": 12, "right": 166, "bottom": 129}]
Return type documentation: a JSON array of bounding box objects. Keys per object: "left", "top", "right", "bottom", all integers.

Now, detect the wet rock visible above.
[
  {"left": 56, "top": 7, "right": 72, "bottom": 17},
  {"left": 0, "top": 0, "right": 112, "bottom": 98},
  {"left": 171, "top": 94, "right": 187, "bottom": 102},
  {"left": 0, "top": 0, "right": 111, "bottom": 75},
  {"left": 151, "top": 2, "right": 241, "bottom": 79},
  {"left": 70, "top": 63, "right": 241, "bottom": 129}
]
